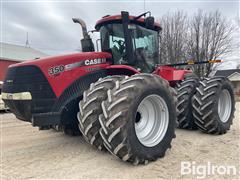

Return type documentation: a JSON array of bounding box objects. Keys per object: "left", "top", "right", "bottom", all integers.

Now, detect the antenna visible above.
[{"left": 25, "top": 32, "right": 29, "bottom": 47}]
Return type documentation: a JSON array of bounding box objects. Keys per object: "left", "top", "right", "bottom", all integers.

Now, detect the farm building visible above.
[
  {"left": 215, "top": 69, "right": 240, "bottom": 101},
  {"left": 0, "top": 42, "right": 47, "bottom": 81}
]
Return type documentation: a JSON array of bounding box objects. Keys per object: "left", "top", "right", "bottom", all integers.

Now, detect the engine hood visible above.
[
  {"left": 10, "top": 52, "right": 112, "bottom": 68},
  {"left": 7, "top": 52, "right": 112, "bottom": 97}
]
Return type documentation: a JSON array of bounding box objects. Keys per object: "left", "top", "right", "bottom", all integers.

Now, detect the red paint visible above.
[
  {"left": 0, "top": 59, "right": 19, "bottom": 81},
  {"left": 154, "top": 66, "right": 191, "bottom": 81},
  {"left": 6, "top": 51, "right": 191, "bottom": 98},
  {"left": 106, "top": 65, "right": 140, "bottom": 74},
  {"left": 95, "top": 15, "right": 161, "bottom": 29},
  {"left": 10, "top": 52, "right": 112, "bottom": 97}
]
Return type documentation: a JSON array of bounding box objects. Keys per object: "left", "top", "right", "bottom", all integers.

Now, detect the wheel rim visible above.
[
  {"left": 218, "top": 89, "right": 232, "bottom": 123},
  {"left": 134, "top": 94, "right": 169, "bottom": 147}
]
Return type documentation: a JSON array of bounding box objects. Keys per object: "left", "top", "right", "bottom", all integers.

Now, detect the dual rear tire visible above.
[
  {"left": 192, "top": 76, "right": 235, "bottom": 134},
  {"left": 176, "top": 75, "right": 235, "bottom": 134},
  {"left": 176, "top": 75, "right": 199, "bottom": 129}
]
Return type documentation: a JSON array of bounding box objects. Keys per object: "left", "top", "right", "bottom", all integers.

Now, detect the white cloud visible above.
[
  {"left": 2, "top": 1, "right": 239, "bottom": 56},
  {"left": 10, "top": 22, "right": 28, "bottom": 31}
]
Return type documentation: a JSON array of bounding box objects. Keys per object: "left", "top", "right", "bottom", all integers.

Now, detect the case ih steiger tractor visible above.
[{"left": 2, "top": 11, "right": 235, "bottom": 165}]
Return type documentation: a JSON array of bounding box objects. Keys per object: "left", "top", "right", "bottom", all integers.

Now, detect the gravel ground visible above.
[{"left": 1, "top": 103, "right": 239, "bottom": 179}]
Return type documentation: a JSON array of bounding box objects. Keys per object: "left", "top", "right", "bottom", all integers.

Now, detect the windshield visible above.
[
  {"left": 131, "top": 25, "right": 159, "bottom": 72},
  {"left": 100, "top": 23, "right": 159, "bottom": 72}
]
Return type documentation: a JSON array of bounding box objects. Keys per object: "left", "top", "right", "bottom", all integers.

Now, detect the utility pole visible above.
[{"left": 25, "top": 32, "right": 29, "bottom": 47}]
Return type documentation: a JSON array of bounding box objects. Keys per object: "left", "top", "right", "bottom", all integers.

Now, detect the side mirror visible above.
[{"left": 145, "top": 16, "right": 155, "bottom": 30}]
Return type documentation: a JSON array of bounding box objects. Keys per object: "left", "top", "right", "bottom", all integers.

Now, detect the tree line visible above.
[{"left": 158, "top": 10, "right": 234, "bottom": 76}]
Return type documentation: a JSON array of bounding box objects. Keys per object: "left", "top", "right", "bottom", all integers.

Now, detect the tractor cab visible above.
[{"left": 95, "top": 11, "right": 162, "bottom": 73}]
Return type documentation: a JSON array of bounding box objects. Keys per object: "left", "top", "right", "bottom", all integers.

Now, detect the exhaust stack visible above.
[{"left": 72, "top": 18, "right": 95, "bottom": 52}]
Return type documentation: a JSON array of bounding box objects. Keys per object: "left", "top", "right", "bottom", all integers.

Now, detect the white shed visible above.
[{"left": 215, "top": 69, "right": 240, "bottom": 101}]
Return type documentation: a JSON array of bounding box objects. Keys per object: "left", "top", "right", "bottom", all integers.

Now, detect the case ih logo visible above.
[
  {"left": 48, "top": 58, "right": 107, "bottom": 75},
  {"left": 84, "top": 58, "right": 106, "bottom": 66}
]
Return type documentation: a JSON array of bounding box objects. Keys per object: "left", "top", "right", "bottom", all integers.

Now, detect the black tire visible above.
[
  {"left": 51, "top": 125, "right": 62, "bottom": 132},
  {"left": 184, "top": 72, "right": 198, "bottom": 79},
  {"left": 192, "top": 76, "right": 235, "bottom": 134},
  {"left": 51, "top": 124, "right": 81, "bottom": 136},
  {"left": 61, "top": 100, "right": 82, "bottom": 136},
  {"left": 63, "top": 123, "right": 81, "bottom": 136},
  {"left": 99, "top": 74, "right": 177, "bottom": 165},
  {"left": 176, "top": 76, "right": 199, "bottom": 129},
  {"left": 77, "top": 76, "right": 124, "bottom": 150}
]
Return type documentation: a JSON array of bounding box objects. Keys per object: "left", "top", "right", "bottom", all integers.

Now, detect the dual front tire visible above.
[
  {"left": 77, "top": 76, "right": 123, "bottom": 150},
  {"left": 99, "top": 74, "right": 177, "bottom": 165},
  {"left": 78, "top": 74, "right": 177, "bottom": 165}
]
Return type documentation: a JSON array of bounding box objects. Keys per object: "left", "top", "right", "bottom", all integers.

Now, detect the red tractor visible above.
[{"left": 2, "top": 11, "right": 235, "bottom": 165}]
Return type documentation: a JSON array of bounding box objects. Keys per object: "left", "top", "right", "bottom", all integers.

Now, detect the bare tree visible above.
[
  {"left": 159, "top": 10, "right": 234, "bottom": 76},
  {"left": 159, "top": 11, "right": 188, "bottom": 65},
  {"left": 187, "top": 10, "right": 234, "bottom": 76}
]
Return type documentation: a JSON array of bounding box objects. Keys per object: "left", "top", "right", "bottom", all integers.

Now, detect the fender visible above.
[
  {"left": 154, "top": 66, "right": 191, "bottom": 81},
  {"left": 53, "top": 65, "right": 140, "bottom": 113},
  {"left": 106, "top": 65, "right": 140, "bottom": 76},
  {"left": 52, "top": 69, "right": 108, "bottom": 112}
]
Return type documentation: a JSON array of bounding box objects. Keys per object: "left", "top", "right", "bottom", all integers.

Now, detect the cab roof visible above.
[{"left": 95, "top": 14, "right": 162, "bottom": 31}]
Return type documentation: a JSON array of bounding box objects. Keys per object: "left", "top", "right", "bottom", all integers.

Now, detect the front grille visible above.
[{"left": 2, "top": 65, "right": 56, "bottom": 121}]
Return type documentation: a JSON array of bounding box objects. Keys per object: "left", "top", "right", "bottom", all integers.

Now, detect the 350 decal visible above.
[
  {"left": 48, "top": 58, "right": 107, "bottom": 75},
  {"left": 48, "top": 65, "right": 65, "bottom": 75}
]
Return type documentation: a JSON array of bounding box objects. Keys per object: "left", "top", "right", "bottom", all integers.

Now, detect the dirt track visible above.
[{"left": 1, "top": 103, "right": 239, "bottom": 179}]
